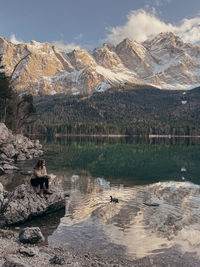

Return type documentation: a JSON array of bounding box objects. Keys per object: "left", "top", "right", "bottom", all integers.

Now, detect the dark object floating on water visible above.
[
  {"left": 110, "top": 196, "right": 119, "bottom": 203},
  {"left": 143, "top": 202, "right": 159, "bottom": 207}
]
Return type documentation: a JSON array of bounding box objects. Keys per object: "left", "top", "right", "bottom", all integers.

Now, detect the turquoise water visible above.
[{"left": 5, "top": 136, "right": 200, "bottom": 261}]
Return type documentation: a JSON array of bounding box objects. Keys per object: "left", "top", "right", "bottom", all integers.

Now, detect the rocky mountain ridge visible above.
[{"left": 0, "top": 32, "right": 200, "bottom": 95}]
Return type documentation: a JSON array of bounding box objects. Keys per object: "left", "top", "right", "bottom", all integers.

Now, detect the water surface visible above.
[{"left": 4, "top": 136, "right": 200, "bottom": 262}]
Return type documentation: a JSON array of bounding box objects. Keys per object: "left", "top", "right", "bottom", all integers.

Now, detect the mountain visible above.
[{"left": 0, "top": 32, "right": 200, "bottom": 95}]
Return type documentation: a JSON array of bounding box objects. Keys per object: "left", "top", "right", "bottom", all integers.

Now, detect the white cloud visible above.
[
  {"left": 74, "top": 33, "right": 83, "bottom": 40},
  {"left": 52, "top": 40, "right": 81, "bottom": 52},
  {"left": 10, "top": 34, "right": 23, "bottom": 44},
  {"left": 105, "top": 9, "right": 200, "bottom": 44},
  {"left": 153, "top": 0, "right": 172, "bottom": 6}
]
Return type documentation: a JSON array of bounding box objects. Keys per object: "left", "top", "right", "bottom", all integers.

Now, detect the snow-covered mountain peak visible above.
[
  {"left": 143, "top": 32, "right": 186, "bottom": 52},
  {"left": 67, "top": 49, "right": 97, "bottom": 70},
  {"left": 0, "top": 32, "right": 200, "bottom": 95}
]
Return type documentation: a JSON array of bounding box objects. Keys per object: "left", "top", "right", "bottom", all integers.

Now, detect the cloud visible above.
[
  {"left": 10, "top": 34, "right": 23, "bottom": 44},
  {"left": 52, "top": 40, "right": 81, "bottom": 52},
  {"left": 105, "top": 9, "right": 200, "bottom": 44},
  {"left": 153, "top": 0, "right": 172, "bottom": 6},
  {"left": 74, "top": 33, "right": 83, "bottom": 40}
]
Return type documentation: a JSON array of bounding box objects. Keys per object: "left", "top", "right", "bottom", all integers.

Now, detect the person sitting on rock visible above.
[{"left": 30, "top": 159, "right": 53, "bottom": 198}]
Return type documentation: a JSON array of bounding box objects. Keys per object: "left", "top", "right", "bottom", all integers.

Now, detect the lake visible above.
[{"left": 4, "top": 136, "right": 200, "bottom": 263}]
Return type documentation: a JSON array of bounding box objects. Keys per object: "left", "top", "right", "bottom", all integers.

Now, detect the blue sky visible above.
[{"left": 0, "top": 0, "right": 200, "bottom": 51}]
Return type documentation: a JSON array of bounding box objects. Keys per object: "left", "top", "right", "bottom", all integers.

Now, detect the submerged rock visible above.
[
  {"left": 0, "top": 183, "right": 69, "bottom": 227},
  {"left": 19, "top": 227, "right": 44, "bottom": 244}
]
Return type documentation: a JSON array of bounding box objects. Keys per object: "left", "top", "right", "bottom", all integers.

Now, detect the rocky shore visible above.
[
  {"left": 1, "top": 227, "right": 200, "bottom": 267},
  {"left": 0, "top": 182, "right": 69, "bottom": 227},
  {"left": 0, "top": 228, "right": 137, "bottom": 267},
  {"left": 0, "top": 123, "right": 43, "bottom": 175}
]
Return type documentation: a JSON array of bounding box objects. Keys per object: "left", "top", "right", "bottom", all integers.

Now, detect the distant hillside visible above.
[{"left": 31, "top": 85, "right": 200, "bottom": 136}]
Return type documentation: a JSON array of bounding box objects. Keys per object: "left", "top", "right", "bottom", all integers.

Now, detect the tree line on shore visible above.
[{"left": 29, "top": 87, "right": 200, "bottom": 137}]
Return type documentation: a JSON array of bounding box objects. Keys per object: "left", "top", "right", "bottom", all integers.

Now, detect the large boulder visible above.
[
  {"left": 0, "top": 144, "right": 16, "bottom": 158},
  {"left": 0, "top": 184, "right": 69, "bottom": 227},
  {"left": 0, "top": 123, "right": 14, "bottom": 145}
]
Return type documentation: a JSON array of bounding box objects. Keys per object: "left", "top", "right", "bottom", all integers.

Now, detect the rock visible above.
[
  {"left": 0, "top": 184, "right": 69, "bottom": 226},
  {"left": 0, "top": 166, "right": 5, "bottom": 175},
  {"left": 34, "top": 140, "right": 43, "bottom": 149},
  {"left": 49, "top": 255, "right": 66, "bottom": 265},
  {"left": 19, "top": 247, "right": 38, "bottom": 257},
  {"left": 0, "top": 183, "right": 4, "bottom": 211},
  {"left": 0, "top": 123, "right": 14, "bottom": 145},
  {"left": 0, "top": 144, "right": 16, "bottom": 158},
  {"left": 0, "top": 123, "right": 43, "bottom": 170},
  {"left": 0, "top": 183, "right": 4, "bottom": 193},
  {"left": 3, "top": 164, "right": 19, "bottom": 170},
  {"left": 0, "top": 153, "right": 13, "bottom": 162},
  {"left": 19, "top": 227, "right": 44, "bottom": 244},
  {"left": 16, "top": 153, "right": 27, "bottom": 161},
  {"left": 3, "top": 255, "right": 31, "bottom": 267}
]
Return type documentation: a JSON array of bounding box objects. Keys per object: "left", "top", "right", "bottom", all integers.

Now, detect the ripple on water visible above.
[{"left": 47, "top": 179, "right": 200, "bottom": 260}]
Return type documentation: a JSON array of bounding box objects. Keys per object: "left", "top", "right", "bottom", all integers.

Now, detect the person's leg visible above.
[
  {"left": 43, "top": 177, "right": 53, "bottom": 194},
  {"left": 31, "top": 178, "right": 45, "bottom": 198},
  {"left": 38, "top": 178, "right": 46, "bottom": 198},
  {"left": 44, "top": 177, "right": 49, "bottom": 189}
]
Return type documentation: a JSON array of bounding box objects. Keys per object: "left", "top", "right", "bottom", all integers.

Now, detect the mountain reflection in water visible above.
[{"left": 48, "top": 173, "right": 200, "bottom": 259}]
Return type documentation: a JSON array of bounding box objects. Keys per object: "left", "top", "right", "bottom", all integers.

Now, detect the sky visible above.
[{"left": 0, "top": 0, "right": 200, "bottom": 52}]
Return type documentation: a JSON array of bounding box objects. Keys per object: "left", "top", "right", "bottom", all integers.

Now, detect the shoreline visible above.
[
  {"left": 149, "top": 134, "right": 200, "bottom": 138},
  {"left": 0, "top": 229, "right": 135, "bottom": 266},
  {"left": 27, "top": 133, "right": 200, "bottom": 138},
  {"left": 1, "top": 228, "right": 200, "bottom": 266}
]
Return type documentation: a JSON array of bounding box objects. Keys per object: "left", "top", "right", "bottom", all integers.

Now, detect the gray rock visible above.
[
  {"left": 3, "top": 255, "right": 31, "bottom": 267},
  {"left": 16, "top": 153, "right": 27, "bottom": 161},
  {"left": 50, "top": 255, "right": 66, "bottom": 265},
  {"left": 0, "top": 184, "right": 68, "bottom": 226},
  {"left": 19, "top": 247, "right": 38, "bottom": 257},
  {"left": 19, "top": 227, "right": 44, "bottom": 244},
  {"left": 25, "top": 154, "right": 33, "bottom": 160},
  {"left": 0, "top": 123, "right": 14, "bottom": 145},
  {"left": 0, "top": 123, "right": 43, "bottom": 168},
  {"left": 14, "top": 135, "right": 29, "bottom": 149},
  {"left": 3, "top": 164, "right": 19, "bottom": 170},
  {"left": 34, "top": 139, "right": 43, "bottom": 149},
  {"left": 0, "top": 182, "right": 4, "bottom": 193},
  {"left": 0, "top": 153, "right": 11, "bottom": 161},
  {"left": 0, "top": 144, "right": 16, "bottom": 158}
]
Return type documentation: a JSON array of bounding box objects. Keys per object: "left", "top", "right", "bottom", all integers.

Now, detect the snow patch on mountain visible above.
[
  {"left": 96, "top": 82, "right": 111, "bottom": 92},
  {"left": 95, "top": 66, "right": 138, "bottom": 84},
  {"left": 1, "top": 32, "right": 200, "bottom": 95}
]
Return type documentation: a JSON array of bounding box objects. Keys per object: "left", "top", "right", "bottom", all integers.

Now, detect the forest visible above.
[
  {"left": 0, "top": 55, "right": 37, "bottom": 134},
  {"left": 30, "top": 86, "right": 200, "bottom": 137}
]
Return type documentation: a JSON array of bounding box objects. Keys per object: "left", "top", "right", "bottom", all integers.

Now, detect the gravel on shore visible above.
[{"left": 0, "top": 229, "right": 135, "bottom": 267}]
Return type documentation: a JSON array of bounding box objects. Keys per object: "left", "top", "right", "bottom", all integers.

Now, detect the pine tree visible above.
[{"left": 0, "top": 55, "right": 13, "bottom": 123}]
